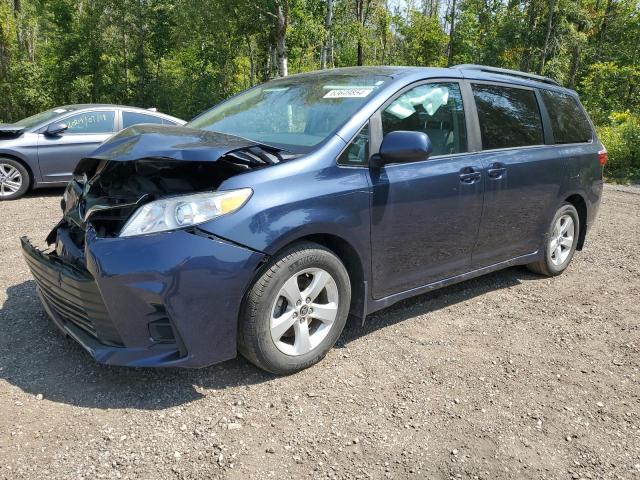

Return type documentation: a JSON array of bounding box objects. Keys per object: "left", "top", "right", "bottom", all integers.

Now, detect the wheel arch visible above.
[
  {"left": 248, "top": 232, "right": 368, "bottom": 322},
  {"left": 564, "top": 193, "right": 588, "bottom": 251}
]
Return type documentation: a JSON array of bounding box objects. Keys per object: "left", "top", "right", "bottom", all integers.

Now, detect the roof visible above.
[{"left": 284, "top": 65, "right": 572, "bottom": 94}]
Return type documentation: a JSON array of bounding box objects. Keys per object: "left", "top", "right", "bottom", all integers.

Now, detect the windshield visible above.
[
  {"left": 15, "top": 106, "right": 80, "bottom": 129},
  {"left": 188, "top": 73, "right": 390, "bottom": 152}
]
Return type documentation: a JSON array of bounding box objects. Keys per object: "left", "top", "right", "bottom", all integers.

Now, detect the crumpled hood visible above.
[
  {"left": 91, "top": 124, "right": 261, "bottom": 162},
  {"left": 0, "top": 124, "right": 26, "bottom": 138},
  {"left": 54, "top": 123, "right": 288, "bottom": 241}
]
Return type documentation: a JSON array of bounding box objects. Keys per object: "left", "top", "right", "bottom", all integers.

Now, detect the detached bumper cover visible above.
[{"left": 21, "top": 229, "right": 266, "bottom": 368}]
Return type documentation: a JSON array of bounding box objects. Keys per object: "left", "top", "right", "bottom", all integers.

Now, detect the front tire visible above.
[
  {"left": 238, "top": 242, "right": 351, "bottom": 374},
  {"left": 527, "top": 202, "right": 580, "bottom": 276},
  {"left": 0, "top": 158, "right": 30, "bottom": 200}
]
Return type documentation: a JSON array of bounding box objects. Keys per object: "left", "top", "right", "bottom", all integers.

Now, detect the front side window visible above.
[
  {"left": 540, "top": 90, "right": 593, "bottom": 144},
  {"left": 188, "top": 73, "right": 389, "bottom": 153},
  {"left": 61, "top": 111, "right": 115, "bottom": 134},
  {"left": 122, "top": 111, "right": 164, "bottom": 129},
  {"left": 338, "top": 123, "right": 369, "bottom": 166},
  {"left": 472, "top": 84, "right": 544, "bottom": 150},
  {"left": 382, "top": 82, "right": 467, "bottom": 156}
]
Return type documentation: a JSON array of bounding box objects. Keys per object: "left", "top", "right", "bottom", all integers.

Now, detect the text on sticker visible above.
[{"left": 323, "top": 88, "right": 373, "bottom": 99}]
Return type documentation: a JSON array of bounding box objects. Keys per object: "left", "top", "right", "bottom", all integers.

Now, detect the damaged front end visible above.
[
  {"left": 52, "top": 124, "right": 289, "bottom": 244},
  {"left": 22, "top": 124, "right": 280, "bottom": 367}
]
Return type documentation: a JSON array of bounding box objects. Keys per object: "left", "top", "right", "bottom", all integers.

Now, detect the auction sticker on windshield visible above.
[{"left": 323, "top": 88, "right": 373, "bottom": 99}]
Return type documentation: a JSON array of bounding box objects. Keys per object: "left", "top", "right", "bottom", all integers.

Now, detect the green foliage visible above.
[
  {"left": 598, "top": 112, "right": 640, "bottom": 182},
  {"left": 398, "top": 11, "right": 448, "bottom": 67},
  {"left": 579, "top": 62, "right": 640, "bottom": 125},
  {"left": 0, "top": 0, "right": 639, "bottom": 180}
]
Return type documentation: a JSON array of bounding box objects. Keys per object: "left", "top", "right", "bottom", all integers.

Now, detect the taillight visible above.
[{"left": 598, "top": 149, "right": 608, "bottom": 166}]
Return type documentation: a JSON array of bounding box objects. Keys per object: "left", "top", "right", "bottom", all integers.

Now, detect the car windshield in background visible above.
[
  {"left": 188, "top": 73, "right": 390, "bottom": 152},
  {"left": 14, "top": 107, "right": 80, "bottom": 129}
]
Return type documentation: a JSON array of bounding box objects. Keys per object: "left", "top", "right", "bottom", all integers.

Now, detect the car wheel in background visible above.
[
  {"left": 0, "top": 158, "right": 30, "bottom": 200},
  {"left": 527, "top": 202, "right": 580, "bottom": 276},
  {"left": 238, "top": 241, "right": 351, "bottom": 374}
]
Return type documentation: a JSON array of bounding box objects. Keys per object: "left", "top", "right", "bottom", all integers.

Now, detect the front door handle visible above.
[
  {"left": 459, "top": 166, "right": 481, "bottom": 184},
  {"left": 487, "top": 162, "right": 507, "bottom": 179}
]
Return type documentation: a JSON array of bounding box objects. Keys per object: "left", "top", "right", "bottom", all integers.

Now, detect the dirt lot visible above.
[{"left": 0, "top": 184, "right": 639, "bottom": 480}]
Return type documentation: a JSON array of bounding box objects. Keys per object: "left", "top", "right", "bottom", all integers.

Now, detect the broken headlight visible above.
[{"left": 119, "top": 188, "right": 252, "bottom": 237}]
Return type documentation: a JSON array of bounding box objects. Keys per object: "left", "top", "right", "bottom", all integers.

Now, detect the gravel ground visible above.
[{"left": 1, "top": 185, "right": 639, "bottom": 480}]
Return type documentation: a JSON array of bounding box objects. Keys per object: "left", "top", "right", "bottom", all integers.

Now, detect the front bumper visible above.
[{"left": 21, "top": 227, "right": 266, "bottom": 367}]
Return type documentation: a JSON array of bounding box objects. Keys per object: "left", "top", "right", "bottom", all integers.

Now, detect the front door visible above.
[
  {"left": 37, "top": 110, "right": 116, "bottom": 183},
  {"left": 369, "top": 81, "right": 484, "bottom": 299}
]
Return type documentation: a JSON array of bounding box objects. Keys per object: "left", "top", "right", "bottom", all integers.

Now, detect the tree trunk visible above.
[
  {"left": 539, "top": 0, "right": 556, "bottom": 74},
  {"left": 447, "top": 0, "right": 457, "bottom": 66},
  {"left": 567, "top": 44, "right": 581, "bottom": 88},
  {"left": 355, "top": 0, "right": 371, "bottom": 66},
  {"left": 246, "top": 36, "right": 256, "bottom": 86},
  {"left": 596, "top": 0, "right": 614, "bottom": 59},
  {"left": 274, "top": 0, "right": 288, "bottom": 77},
  {"left": 320, "top": 0, "right": 333, "bottom": 69},
  {"left": 520, "top": 0, "right": 538, "bottom": 71}
]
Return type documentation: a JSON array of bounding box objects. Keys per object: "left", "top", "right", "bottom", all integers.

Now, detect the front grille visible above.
[{"left": 22, "top": 239, "right": 117, "bottom": 343}]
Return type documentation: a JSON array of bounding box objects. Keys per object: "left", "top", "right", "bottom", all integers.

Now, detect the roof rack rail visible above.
[{"left": 453, "top": 64, "right": 560, "bottom": 86}]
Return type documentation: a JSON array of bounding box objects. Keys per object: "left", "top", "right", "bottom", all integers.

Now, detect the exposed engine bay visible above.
[{"left": 48, "top": 124, "right": 294, "bottom": 248}]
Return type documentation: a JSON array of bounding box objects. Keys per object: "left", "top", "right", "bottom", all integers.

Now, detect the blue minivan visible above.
[{"left": 21, "top": 65, "right": 605, "bottom": 374}]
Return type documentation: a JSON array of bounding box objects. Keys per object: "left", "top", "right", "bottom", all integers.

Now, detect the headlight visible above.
[{"left": 119, "top": 188, "right": 252, "bottom": 237}]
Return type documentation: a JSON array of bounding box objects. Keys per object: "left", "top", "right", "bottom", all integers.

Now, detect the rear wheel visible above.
[
  {"left": 238, "top": 242, "right": 351, "bottom": 374},
  {"left": 527, "top": 202, "right": 580, "bottom": 276},
  {"left": 0, "top": 158, "right": 30, "bottom": 200}
]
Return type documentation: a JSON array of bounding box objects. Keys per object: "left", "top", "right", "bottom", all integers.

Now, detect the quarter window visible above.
[
  {"left": 338, "top": 123, "right": 369, "bottom": 166},
  {"left": 540, "top": 90, "right": 592, "bottom": 144},
  {"left": 472, "top": 84, "right": 544, "bottom": 150},
  {"left": 382, "top": 82, "right": 467, "bottom": 156},
  {"left": 61, "top": 111, "right": 115, "bottom": 134},
  {"left": 122, "top": 111, "right": 165, "bottom": 128}
]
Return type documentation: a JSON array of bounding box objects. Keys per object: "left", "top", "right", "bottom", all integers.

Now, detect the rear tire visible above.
[
  {"left": 0, "top": 158, "right": 30, "bottom": 200},
  {"left": 527, "top": 202, "right": 580, "bottom": 276},
  {"left": 238, "top": 242, "right": 351, "bottom": 374}
]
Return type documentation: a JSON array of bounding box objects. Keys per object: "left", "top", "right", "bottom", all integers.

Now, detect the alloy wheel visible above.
[
  {"left": 549, "top": 214, "right": 575, "bottom": 266},
  {"left": 270, "top": 267, "right": 339, "bottom": 356},
  {"left": 0, "top": 163, "right": 23, "bottom": 197}
]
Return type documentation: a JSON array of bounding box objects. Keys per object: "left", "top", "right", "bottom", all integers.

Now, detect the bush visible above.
[{"left": 597, "top": 111, "right": 640, "bottom": 183}]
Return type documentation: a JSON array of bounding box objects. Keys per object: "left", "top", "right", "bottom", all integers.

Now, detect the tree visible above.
[{"left": 320, "top": 0, "right": 333, "bottom": 68}]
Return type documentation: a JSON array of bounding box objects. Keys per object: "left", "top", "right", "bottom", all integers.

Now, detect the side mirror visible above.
[
  {"left": 45, "top": 122, "right": 68, "bottom": 136},
  {"left": 372, "top": 130, "right": 433, "bottom": 166}
]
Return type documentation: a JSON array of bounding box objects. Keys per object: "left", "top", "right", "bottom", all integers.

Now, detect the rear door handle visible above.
[
  {"left": 487, "top": 162, "right": 507, "bottom": 179},
  {"left": 459, "top": 166, "right": 481, "bottom": 184}
]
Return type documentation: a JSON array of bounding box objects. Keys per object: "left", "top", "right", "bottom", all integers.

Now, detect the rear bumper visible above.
[{"left": 21, "top": 228, "right": 266, "bottom": 368}]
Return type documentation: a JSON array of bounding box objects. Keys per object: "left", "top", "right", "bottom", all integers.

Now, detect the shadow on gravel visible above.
[
  {"left": 338, "top": 265, "right": 543, "bottom": 346},
  {"left": 0, "top": 267, "right": 542, "bottom": 410},
  {"left": 0, "top": 281, "right": 272, "bottom": 410},
  {"left": 22, "top": 187, "right": 65, "bottom": 198}
]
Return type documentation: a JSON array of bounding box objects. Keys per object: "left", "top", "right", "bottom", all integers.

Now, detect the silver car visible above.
[{"left": 0, "top": 104, "right": 185, "bottom": 200}]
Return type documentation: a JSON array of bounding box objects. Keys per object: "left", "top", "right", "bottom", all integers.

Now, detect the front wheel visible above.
[
  {"left": 527, "top": 202, "right": 580, "bottom": 276},
  {"left": 238, "top": 242, "right": 351, "bottom": 374},
  {"left": 0, "top": 158, "right": 30, "bottom": 200}
]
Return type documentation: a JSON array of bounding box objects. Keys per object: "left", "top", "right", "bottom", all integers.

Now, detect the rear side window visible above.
[
  {"left": 540, "top": 90, "right": 593, "bottom": 144},
  {"left": 472, "top": 84, "right": 544, "bottom": 150},
  {"left": 122, "top": 111, "right": 164, "bottom": 129}
]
